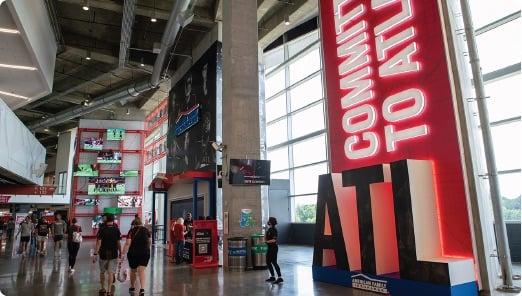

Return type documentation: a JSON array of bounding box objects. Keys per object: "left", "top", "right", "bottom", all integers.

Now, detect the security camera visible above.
[{"left": 210, "top": 142, "right": 226, "bottom": 152}]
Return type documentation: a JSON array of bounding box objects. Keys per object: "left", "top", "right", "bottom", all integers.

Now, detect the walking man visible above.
[
  {"left": 94, "top": 214, "right": 121, "bottom": 296},
  {"left": 15, "top": 216, "right": 32, "bottom": 256}
]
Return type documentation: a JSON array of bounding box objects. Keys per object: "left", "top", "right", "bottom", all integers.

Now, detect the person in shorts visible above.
[
  {"left": 94, "top": 214, "right": 121, "bottom": 296},
  {"left": 36, "top": 218, "right": 50, "bottom": 256},
  {"left": 16, "top": 216, "right": 32, "bottom": 256},
  {"left": 123, "top": 217, "right": 151, "bottom": 296},
  {"left": 52, "top": 214, "right": 66, "bottom": 257}
]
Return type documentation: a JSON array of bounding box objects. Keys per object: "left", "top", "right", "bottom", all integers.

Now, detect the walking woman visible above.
[
  {"left": 123, "top": 217, "right": 151, "bottom": 296},
  {"left": 265, "top": 217, "right": 283, "bottom": 284},
  {"left": 67, "top": 218, "right": 82, "bottom": 275}
]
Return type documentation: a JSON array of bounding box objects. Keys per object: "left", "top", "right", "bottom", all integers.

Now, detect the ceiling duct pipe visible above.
[{"left": 28, "top": 0, "right": 193, "bottom": 131}]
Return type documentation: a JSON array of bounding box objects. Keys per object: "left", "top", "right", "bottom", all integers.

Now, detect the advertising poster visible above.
[
  {"left": 167, "top": 42, "right": 221, "bottom": 174},
  {"left": 229, "top": 159, "right": 271, "bottom": 185},
  {"left": 73, "top": 164, "right": 98, "bottom": 177},
  {"left": 107, "top": 128, "right": 125, "bottom": 141},
  {"left": 195, "top": 229, "right": 212, "bottom": 256},
  {"left": 120, "top": 170, "right": 139, "bottom": 177},
  {"left": 239, "top": 209, "right": 254, "bottom": 228}
]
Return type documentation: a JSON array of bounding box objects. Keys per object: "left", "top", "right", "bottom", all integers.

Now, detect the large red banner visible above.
[{"left": 321, "top": 0, "right": 472, "bottom": 257}]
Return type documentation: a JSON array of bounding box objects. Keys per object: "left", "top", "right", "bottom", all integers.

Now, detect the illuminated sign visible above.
[
  {"left": 318, "top": 0, "right": 476, "bottom": 294},
  {"left": 175, "top": 104, "right": 200, "bottom": 136}
]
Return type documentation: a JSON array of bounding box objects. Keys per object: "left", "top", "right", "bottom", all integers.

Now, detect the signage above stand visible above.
[{"left": 175, "top": 104, "right": 201, "bottom": 136}]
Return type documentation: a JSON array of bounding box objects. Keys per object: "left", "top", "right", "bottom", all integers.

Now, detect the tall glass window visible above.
[
  {"left": 471, "top": 1, "right": 521, "bottom": 221},
  {"left": 264, "top": 30, "right": 327, "bottom": 223}
]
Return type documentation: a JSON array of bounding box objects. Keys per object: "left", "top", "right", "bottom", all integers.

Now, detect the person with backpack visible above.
[
  {"left": 265, "top": 217, "right": 283, "bottom": 284},
  {"left": 123, "top": 217, "right": 151, "bottom": 296},
  {"left": 15, "top": 216, "right": 32, "bottom": 256},
  {"left": 67, "top": 218, "right": 82, "bottom": 275},
  {"left": 36, "top": 218, "right": 50, "bottom": 256},
  {"left": 94, "top": 214, "right": 121, "bottom": 296}
]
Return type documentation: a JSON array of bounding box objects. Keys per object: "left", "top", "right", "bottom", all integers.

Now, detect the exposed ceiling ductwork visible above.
[{"left": 28, "top": 0, "right": 194, "bottom": 131}]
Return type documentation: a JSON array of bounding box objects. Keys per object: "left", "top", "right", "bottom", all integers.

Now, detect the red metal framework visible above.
[
  {"left": 145, "top": 99, "right": 168, "bottom": 137},
  {"left": 70, "top": 128, "right": 145, "bottom": 238}
]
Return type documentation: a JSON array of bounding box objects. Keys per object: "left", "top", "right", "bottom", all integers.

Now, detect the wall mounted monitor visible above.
[
  {"left": 97, "top": 151, "right": 122, "bottom": 164},
  {"left": 84, "top": 137, "right": 103, "bottom": 150},
  {"left": 87, "top": 177, "right": 125, "bottom": 195},
  {"left": 118, "top": 196, "right": 142, "bottom": 208},
  {"left": 229, "top": 159, "right": 271, "bottom": 185},
  {"left": 74, "top": 198, "right": 99, "bottom": 206},
  {"left": 107, "top": 128, "right": 125, "bottom": 141}
]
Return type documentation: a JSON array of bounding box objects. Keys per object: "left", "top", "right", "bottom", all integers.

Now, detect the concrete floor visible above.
[
  {"left": 0, "top": 238, "right": 520, "bottom": 295},
  {"left": 0, "top": 238, "right": 377, "bottom": 296}
]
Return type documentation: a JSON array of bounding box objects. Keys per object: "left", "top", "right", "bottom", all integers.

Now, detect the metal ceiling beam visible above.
[
  {"left": 28, "top": 0, "right": 194, "bottom": 131},
  {"left": 27, "top": 62, "right": 116, "bottom": 109},
  {"left": 257, "top": 0, "right": 279, "bottom": 22},
  {"left": 57, "top": 0, "right": 215, "bottom": 27},
  {"left": 258, "top": 0, "right": 317, "bottom": 49},
  {"left": 119, "top": 0, "right": 137, "bottom": 68}
]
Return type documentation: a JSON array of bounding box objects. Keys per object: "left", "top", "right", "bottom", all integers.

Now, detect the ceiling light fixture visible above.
[
  {"left": 126, "top": 108, "right": 130, "bottom": 115},
  {"left": 284, "top": 15, "right": 290, "bottom": 26},
  {"left": 0, "top": 90, "right": 30, "bottom": 100},
  {"left": 44, "top": 128, "right": 49, "bottom": 132},
  {"left": 86, "top": 51, "right": 92, "bottom": 60},
  {"left": 150, "top": 0, "right": 157, "bottom": 22},
  {"left": 82, "top": 0, "right": 90, "bottom": 10},
  {"left": 0, "top": 27, "right": 20, "bottom": 34},
  {"left": 140, "top": 57, "right": 145, "bottom": 67},
  {"left": 0, "top": 63, "right": 37, "bottom": 71}
]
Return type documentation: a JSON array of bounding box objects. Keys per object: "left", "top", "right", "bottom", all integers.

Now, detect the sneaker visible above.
[
  {"left": 129, "top": 288, "right": 135, "bottom": 294},
  {"left": 69, "top": 269, "right": 75, "bottom": 275},
  {"left": 139, "top": 289, "right": 144, "bottom": 296},
  {"left": 275, "top": 278, "right": 284, "bottom": 284},
  {"left": 265, "top": 277, "right": 276, "bottom": 282}
]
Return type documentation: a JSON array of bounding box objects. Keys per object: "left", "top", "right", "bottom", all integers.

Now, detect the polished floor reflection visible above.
[{"left": 0, "top": 239, "right": 377, "bottom": 296}]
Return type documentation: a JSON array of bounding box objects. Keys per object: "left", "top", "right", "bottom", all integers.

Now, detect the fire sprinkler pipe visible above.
[
  {"left": 459, "top": 0, "right": 520, "bottom": 292},
  {"left": 28, "top": 0, "right": 193, "bottom": 131}
]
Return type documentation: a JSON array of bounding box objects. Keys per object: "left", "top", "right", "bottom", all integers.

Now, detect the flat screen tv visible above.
[{"left": 229, "top": 159, "right": 271, "bottom": 185}]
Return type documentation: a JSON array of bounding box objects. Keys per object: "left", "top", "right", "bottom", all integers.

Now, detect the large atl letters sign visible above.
[{"left": 316, "top": 0, "right": 477, "bottom": 295}]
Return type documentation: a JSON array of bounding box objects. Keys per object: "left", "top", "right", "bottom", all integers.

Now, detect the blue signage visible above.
[{"left": 175, "top": 104, "right": 200, "bottom": 136}]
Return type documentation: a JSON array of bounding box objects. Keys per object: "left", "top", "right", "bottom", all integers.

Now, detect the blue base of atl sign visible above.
[{"left": 313, "top": 266, "right": 478, "bottom": 296}]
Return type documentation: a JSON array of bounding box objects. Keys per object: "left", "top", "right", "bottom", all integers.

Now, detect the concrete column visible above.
[{"left": 222, "top": 0, "right": 262, "bottom": 267}]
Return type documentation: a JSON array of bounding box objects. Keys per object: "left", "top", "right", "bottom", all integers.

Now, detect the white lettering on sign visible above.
[{"left": 332, "top": 0, "right": 427, "bottom": 159}]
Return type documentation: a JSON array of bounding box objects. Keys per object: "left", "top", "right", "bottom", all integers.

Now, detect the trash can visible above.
[
  {"left": 228, "top": 237, "right": 247, "bottom": 271},
  {"left": 251, "top": 233, "right": 267, "bottom": 270}
]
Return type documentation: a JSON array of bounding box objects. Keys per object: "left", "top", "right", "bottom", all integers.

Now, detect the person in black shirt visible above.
[
  {"left": 123, "top": 217, "right": 151, "bottom": 296},
  {"left": 265, "top": 217, "right": 283, "bottom": 284},
  {"left": 36, "top": 218, "right": 50, "bottom": 256},
  {"left": 94, "top": 214, "right": 121, "bottom": 296},
  {"left": 184, "top": 212, "right": 193, "bottom": 240}
]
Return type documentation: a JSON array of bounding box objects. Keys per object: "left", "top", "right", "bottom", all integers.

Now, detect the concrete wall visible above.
[
  {"left": 0, "top": 98, "right": 46, "bottom": 184},
  {"left": 55, "top": 129, "right": 76, "bottom": 198}
]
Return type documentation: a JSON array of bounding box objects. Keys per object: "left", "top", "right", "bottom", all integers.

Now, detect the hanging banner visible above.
[{"left": 316, "top": 0, "right": 476, "bottom": 295}]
